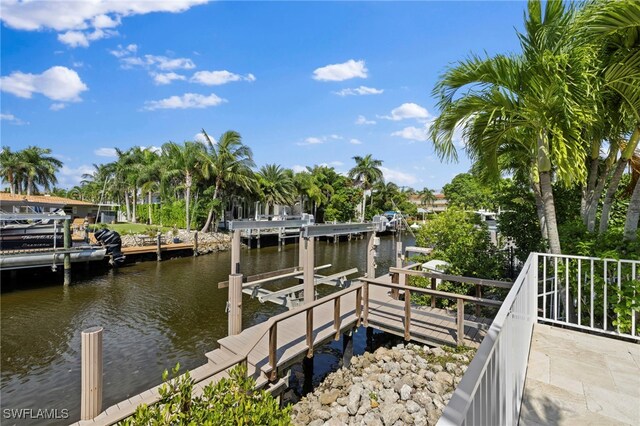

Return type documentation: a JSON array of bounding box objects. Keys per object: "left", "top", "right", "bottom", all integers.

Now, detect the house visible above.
[
  {"left": 0, "top": 193, "right": 101, "bottom": 221},
  {"left": 408, "top": 193, "right": 449, "bottom": 213}
]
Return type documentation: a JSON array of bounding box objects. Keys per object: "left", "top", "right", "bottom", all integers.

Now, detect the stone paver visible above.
[{"left": 520, "top": 324, "right": 640, "bottom": 426}]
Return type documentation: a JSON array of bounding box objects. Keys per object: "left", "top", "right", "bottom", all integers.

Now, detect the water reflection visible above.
[{"left": 0, "top": 234, "right": 413, "bottom": 424}]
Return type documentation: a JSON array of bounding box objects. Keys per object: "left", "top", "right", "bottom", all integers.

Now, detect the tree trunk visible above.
[
  {"left": 598, "top": 159, "right": 627, "bottom": 234},
  {"left": 539, "top": 170, "right": 562, "bottom": 254},
  {"left": 200, "top": 182, "right": 219, "bottom": 233},
  {"left": 132, "top": 187, "right": 138, "bottom": 223},
  {"left": 27, "top": 176, "right": 33, "bottom": 196},
  {"left": 623, "top": 177, "right": 640, "bottom": 241},
  {"left": 185, "top": 172, "right": 192, "bottom": 232},
  {"left": 586, "top": 164, "right": 611, "bottom": 232},
  {"left": 582, "top": 156, "right": 600, "bottom": 224},
  {"left": 148, "top": 192, "right": 153, "bottom": 225},
  {"left": 124, "top": 191, "right": 131, "bottom": 222},
  {"left": 8, "top": 175, "right": 14, "bottom": 195},
  {"left": 531, "top": 181, "right": 548, "bottom": 241},
  {"left": 362, "top": 191, "right": 367, "bottom": 221}
]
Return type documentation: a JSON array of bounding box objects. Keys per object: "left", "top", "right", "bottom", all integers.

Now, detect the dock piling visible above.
[
  {"left": 81, "top": 326, "right": 103, "bottom": 420},
  {"left": 303, "top": 236, "right": 315, "bottom": 304},
  {"left": 63, "top": 219, "right": 71, "bottom": 285},
  {"left": 228, "top": 273, "right": 243, "bottom": 335},
  {"left": 156, "top": 231, "right": 162, "bottom": 262},
  {"left": 193, "top": 231, "right": 198, "bottom": 256},
  {"left": 342, "top": 330, "right": 353, "bottom": 368}
]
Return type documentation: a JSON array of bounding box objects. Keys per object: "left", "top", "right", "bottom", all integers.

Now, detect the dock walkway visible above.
[{"left": 74, "top": 274, "right": 493, "bottom": 426}]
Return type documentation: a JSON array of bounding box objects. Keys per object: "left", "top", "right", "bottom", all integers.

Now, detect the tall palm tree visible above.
[
  {"left": 257, "top": 164, "right": 295, "bottom": 215},
  {"left": 0, "top": 147, "right": 25, "bottom": 195},
  {"left": 430, "top": 0, "right": 596, "bottom": 254},
  {"left": 138, "top": 148, "right": 161, "bottom": 225},
  {"left": 162, "top": 141, "right": 206, "bottom": 232},
  {"left": 348, "top": 154, "right": 384, "bottom": 221},
  {"left": 19, "top": 146, "right": 63, "bottom": 195},
  {"left": 419, "top": 187, "right": 437, "bottom": 207},
  {"left": 199, "top": 130, "right": 256, "bottom": 232}
]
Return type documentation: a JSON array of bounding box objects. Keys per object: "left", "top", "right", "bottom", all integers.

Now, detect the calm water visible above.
[{"left": 1, "top": 234, "right": 413, "bottom": 425}]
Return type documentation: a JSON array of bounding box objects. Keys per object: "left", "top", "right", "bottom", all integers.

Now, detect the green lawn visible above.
[{"left": 89, "top": 223, "right": 172, "bottom": 235}]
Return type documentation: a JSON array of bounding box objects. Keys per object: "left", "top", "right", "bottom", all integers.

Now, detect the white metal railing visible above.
[
  {"left": 437, "top": 253, "right": 538, "bottom": 426},
  {"left": 438, "top": 252, "right": 639, "bottom": 425},
  {"left": 537, "top": 253, "right": 639, "bottom": 340}
]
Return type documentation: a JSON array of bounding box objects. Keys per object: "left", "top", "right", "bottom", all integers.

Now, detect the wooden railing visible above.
[{"left": 361, "top": 272, "right": 508, "bottom": 345}]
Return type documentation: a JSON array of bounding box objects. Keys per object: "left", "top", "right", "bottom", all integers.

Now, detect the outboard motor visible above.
[{"left": 94, "top": 228, "right": 126, "bottom": 265}]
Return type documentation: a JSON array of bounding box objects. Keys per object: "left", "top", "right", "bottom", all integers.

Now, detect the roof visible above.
[{"left": 0, "top": 193, "right": 97, "bottom": 207}]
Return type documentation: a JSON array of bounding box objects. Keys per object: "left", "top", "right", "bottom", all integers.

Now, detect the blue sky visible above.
[{"left": 1, "top": 1, "right": 525, "bottom": 191}]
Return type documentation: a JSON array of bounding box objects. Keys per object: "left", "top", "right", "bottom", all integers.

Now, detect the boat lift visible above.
[{"left": 219, "top": 217, "right": 386, "bottom": 335}]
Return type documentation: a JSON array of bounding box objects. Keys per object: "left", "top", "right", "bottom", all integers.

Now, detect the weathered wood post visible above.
[
  {"left": 391, "top": 241, "right": 404, "bottom": 299},
  {"left": 156, "top": 231, "right": 162, "bottom": 262},
  {"left": 228, "top": 273, "right": 243, "bottom": 335},
  {"left": 303, "top": 237, "right": 315, "bottom": 304},
  {"left": 193, "top": 231, "right": 198, "bottom": 256},
  {"left": 81, "top": 326, "right": 103, "bottom": 420},
  {"left": 63, "top": 219, "right": 71, "bottom": 285},
  {"left": 298, "top": 234, "right": 305, "bottom": 270},
  {"left": 231, "top": 230, "right": 241, "bottom": 274},
  {"left": 366, "top": 232, "right": 376, "bottom": 279}
]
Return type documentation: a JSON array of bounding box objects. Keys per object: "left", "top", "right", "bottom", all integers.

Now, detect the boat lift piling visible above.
[{"left": 63, "top": 218, "right": 71, "bottom": 285}]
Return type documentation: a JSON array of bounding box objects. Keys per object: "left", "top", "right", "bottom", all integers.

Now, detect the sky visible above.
[{"left": 1, "top": 0, "right": 526, "bottom": 191}]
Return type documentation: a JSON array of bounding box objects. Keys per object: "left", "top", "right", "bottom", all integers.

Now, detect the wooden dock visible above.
[
  {"left": 72, "top": 272, "right": 502, "bottom": 426},
  {"left": 121, "top": 243, "right": 194, "bottom": 256}
]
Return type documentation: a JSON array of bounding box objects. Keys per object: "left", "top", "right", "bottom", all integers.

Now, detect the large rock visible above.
[
  {"left": 320, "top": 390, "right": 341, "bottom": 405},
  {"left": 362, "top": 411, "right": 384, "bottom": 426},
  {"left": 312, "top": 409, "right": 331, "bottom": 421},
  {"left": 400, "top": 384, "right": 412, "bottom": 401},
  {"left": 346, "top": 385, "right": 363, "bottom": 415},
  {"left": 435, "top": 371, "right": 454, "bottom": 386},
  {"left": 381, "top": 404, "right": 405, "bottom": 426},
  {"left": 406, "top": 400, "right": 421, "bottom": 414}
]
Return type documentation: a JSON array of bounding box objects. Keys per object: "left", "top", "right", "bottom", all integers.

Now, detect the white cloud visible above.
[
  {"left": 329, "top": 161, "right": 344, "bottom": 166},
  {"left": 381, "top": 102, "right": 430, "bottom": 121},
  {"left": 145, "top": 55, "right": 195, "bottom": 70},
  {"left": 109, "top": 43, "right": 138, "bottom": 58},
  {"left": 296, "top": 134, "right": 344, "bottom": 146},
  {"left": 143, "top": 93, "right": 226, "bottom": 111},
  {"left": 191, "top": 70, "right": 256, "bottom": 86},
  {"left": 151, "top": 72, "right": 186, "bottom": 85},
  {"left": 1, "top": 0, "right": 209, "bottom": 47},
  {"left": 313, "top": 59, "right": 368, "bottom": 82},
  {"left": 380, "top": 166, "right": 418, "bottom": 185},
  {"left": 50, "top": 103, "right": 67, "bottom": 111},
  {"left": 349, "top": 138, "right": 363, "bottom": 145},
  {"left": 94, "top": 147, "right": 117, "bottom": 157},
  {"left": 391, "top": 126, "right": 429, "bottom": 142},
  {"left": 355, "top": 115, "right": 376, "bottom": 125},
  {"left": 58, "top": 164, "right": 95, "bottom": 188},
  {"left": 0, "top": 66, "right": 88, "bottom": 102},
  {"left": 194, "top": 132, "right": 216, "bottom": 144},
  {"left": 333, "top": 86, "right": 383, "bottom": 96},
  {"left": 141, "top": 145, "right": 162, "bottom": 154},
  {"left": 292, "top": 165, "right": 306, "bottom": 173},
  {"left": 0, "top": 113, "right": 28, "bottom": 125}
]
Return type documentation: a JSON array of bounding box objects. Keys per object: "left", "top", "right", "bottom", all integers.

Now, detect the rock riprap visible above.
[
  {"left": 290, "top": 343, "right": 475, "bottom": 426},
  {"left": 120, "top": 230, "right": 231, "bottom": 254}
]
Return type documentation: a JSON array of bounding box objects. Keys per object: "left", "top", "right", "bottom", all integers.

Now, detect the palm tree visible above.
[
  {"left": 138, "top": 148, "right": 161, "bottom": 225},
  {"left": 257, "top": 164, "right": 296, "bottom": 215},
  {"left": 430, "top": 0, "right": 596, "bottom": 254},
  {"left": 419, "top": 187, "right": 437, "bottom": 208},
  {"left": 0, "top": 147, "right": 25, "bottom": 195},
  {"left": 199, "top": 130, "right": 256, "bottom": 233},
  {"left": 19, "top": 146, "right": 63, "bottom": 195},
  {"left": 162, "top": 141, "right": 206, "bottom": 232},
  {"left": 348, "top": 154, "right": 384, "bottom": 221}
]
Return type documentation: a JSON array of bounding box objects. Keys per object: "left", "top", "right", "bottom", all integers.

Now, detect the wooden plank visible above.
[
  {"left": 457, "top": 299, "right": 465, "bottom": 346},
  {"left": 334, "top": 297, "right": 341, "bottom": 340},
  {"left": 389, "top": 267, "right": 513, "bottom": 288},
  {"left": 218, "top": 264, "right": 332, "bottom": 289},
  {"left": 306, "top": 309, "right": 313, "bottom": 357}
]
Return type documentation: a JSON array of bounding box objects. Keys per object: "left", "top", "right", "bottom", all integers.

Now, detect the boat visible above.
[{"left": 0, "top": 211, "right": 67, "bottom": 251}]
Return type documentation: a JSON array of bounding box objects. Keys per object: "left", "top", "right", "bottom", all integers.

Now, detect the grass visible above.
[{"left": 89, "top": 223, "right": 172, "bottom": 235}]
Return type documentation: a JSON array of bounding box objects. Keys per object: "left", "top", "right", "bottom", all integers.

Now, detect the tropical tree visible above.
[
  {"left": 0, "top": 147, "right": 24, "bottom": 195},
  {"left": 430, "top": 0, "right": 597, "bottom": 254},
  {"left": 162, "top": 141, "right": 206, "bottom": 232},
  {"left": 199, "top": 130, "right": 256, "bottom": 233},
  {"left": 348, "top": 154, "right": 384, "bottom": 221},
  {"left": 257, "top": 164, "right": 295, "bottom": 215},
  {"left": 419, "top": 187, "right": 437, "bottom": 207},
  {"left": 19, "top": 146, "right": 63, "bottom": 195}
]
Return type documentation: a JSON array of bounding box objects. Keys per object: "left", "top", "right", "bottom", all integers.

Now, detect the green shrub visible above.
[{"left": 121, "top": 364, "right": 291, "bottom": 425}]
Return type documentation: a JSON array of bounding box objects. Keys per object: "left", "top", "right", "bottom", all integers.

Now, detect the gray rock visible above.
[
  {"left": 379, "top": 373, "right": 393, "bottom": 388},
  {"left": 383, "top": 362, "right": 401, "bottom": 374},
  {"left": 308, "top": 420, "right": 324, "bottom": 426},
  {"left": 379, "top": 388, "right": 399, "bottom": 404},
  {"left": 401, "top": 412, "right": 415, "bottom": 424},
  {"left": 406, "top": 399, "right": 420, "bottom": 414},
  {"left": 337, "top": 396, "right": 348, "bottom": 406},
  {"left": 402, "top": 354, "right": 414, "bottom": 363},
  {"left": 400, "top": 384, "right": 412, "bottom": 400},
  {"left": 413, "top": 412, "right": 427, "bottom": 426},
  {"left": 320, "top": 389, "right": 341, "bottom": 405},
  {"left": 347, "top": 385, "right": 363, "bottom": 415},
  {"left": 357, "top": 404, "right": 368, "bottom": 415},
  {"left": 323, "top": 419, "right": 343, "bottom": 426},
  {"left": 362, "top": 412, "right": 384, "bottom": 426},
  {"left": 430, "top": 364, "right": 444, "bottom": 373},
  {"left": 413, "top": 391, "right": 433, "bottom": 407},
  {"left": 431, "top": 347, "right": 445, "bottom": 357},
  {"left": 312, "top": 408, "right": 331, "bottom": 421},
  {"left": 435, "top": 371, "right": 454, "bottom": 386},
  {"left": 381, "top": 403, "right": 404, "bottom": 426},
  {"left": 445, "top": 363, "right": 457, "bottom": 373}
]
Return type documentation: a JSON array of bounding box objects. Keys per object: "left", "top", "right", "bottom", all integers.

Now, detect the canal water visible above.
[{"left": 1, "top": 234, "right": 413, "bottom": 425}]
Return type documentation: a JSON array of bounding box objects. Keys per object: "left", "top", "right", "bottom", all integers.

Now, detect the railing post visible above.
[
  {"left": 457, "top": 298, "right": 465, "bottom": 346},
  {"left": 334, "top": 297, "right": 341, "bottom": 340},
  {"left": 269, "top": 323, "right": 277, "bottom": 381},
  {"left": 306, "top": 308, "right": 314, "bottom": 357},
  {"left": 356, "top": 286, "right": 363, "bottom": 327},
  {"left": 475, "top": 284, "right": 482, "bottom": 317},
  {"left": 404, "top": 288, "right": 411, "bottom": 340},
  {"left": 63, "top": 218, "right": 71, "bottom": 285},
  {"left": 304, "top": 237, "right": 315, "bottom": 304},
  {"left": 431, "top": 277, "right": 437, "bottom": 308},
  {"left": 362, "top": 283, "right": 368, "bottom": 327},
  {"left": 81, "top": 326, "right": 103, "bottom": 420},
  {"left": 228, "top": 273, "right": 243, "bottom": 335},
  {"left": 391, "top": 272, "right": 399, "bottom": 300}
]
